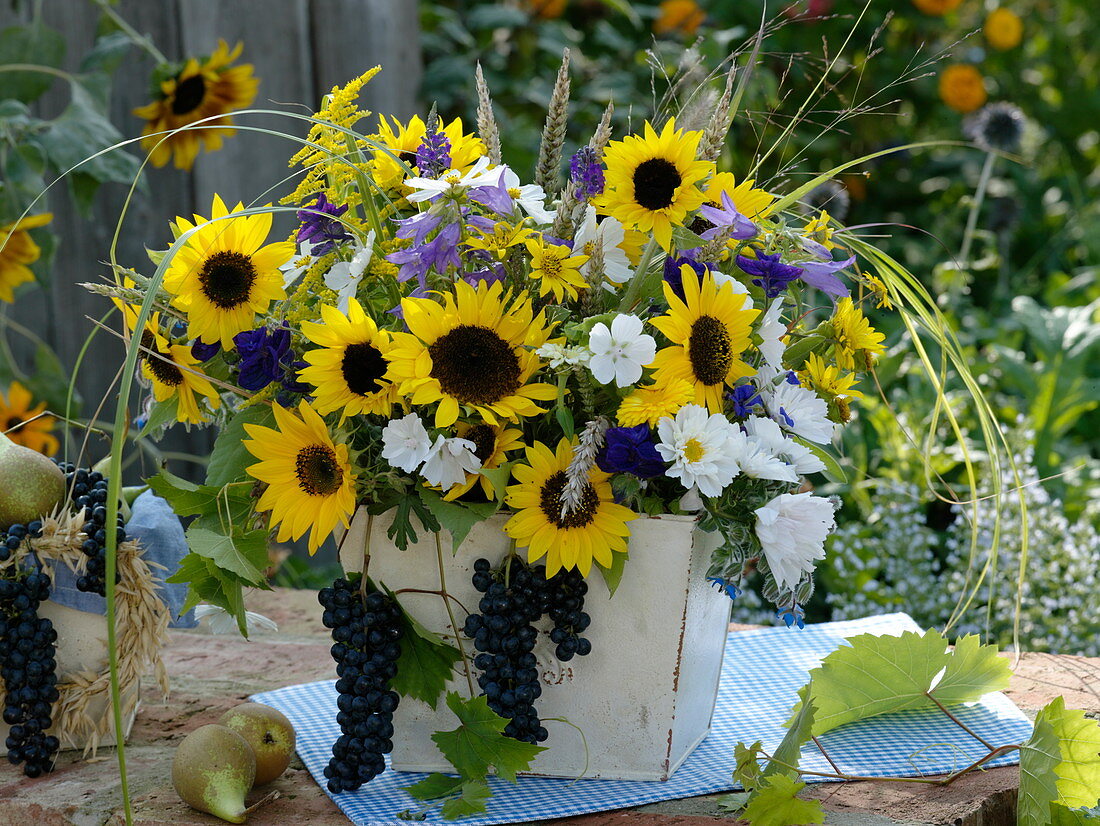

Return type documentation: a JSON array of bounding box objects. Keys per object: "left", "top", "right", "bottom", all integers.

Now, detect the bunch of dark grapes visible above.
[
  {"left": 57, "top": 463, "right": 125, "bottom": 596},
  {"left": 0, "top": 536, "right": 61, "bottom": 778},
  {"left": 319, "top": 576, "right": 403, "bottom": 793},
  {"left": 545, "top": 567, "right": 592, "bottom": 662},
  {"left": 464, "top": 557, "right": 548, "bottom": 745}
]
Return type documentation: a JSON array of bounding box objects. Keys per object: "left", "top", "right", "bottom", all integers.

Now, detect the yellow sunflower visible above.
[
  {"left": 387, "top": 280, "right": 558, "bottom": 428},
  {"left": 525, "top": 238, "right": 589, "bottom": 301},
  {"left": 939, "top": 65, "right": 987, "bottom": 114},
  {"left": 830, "top": 297, "right": 886, "bottom": 371},
  {"left": 985, "top": 8, "right": 1023, "bottom": 50},
  {"left": 133, "top": 40, "right": 258, "bottom": 171},
  {"left": 298, "top": 298, "right": 396, "bottom": 422},
  {"left": 504, "top": 437, "right": 637, "bottom": 577},
  {"left": 704, "top": 172, "right": 775, "bottom": 220},
  {"left": 136, "top": 314, "right": 222, "bottom": 425},
  {"left": 616, "top": 377, "right": 695, "bottom": 427},
  {"left": 163, "top": 194, "right": 293, "bottom": 348},
  {"left": 0, "top": 213, "right": 52, "bottom": 302},
  {"left": 0, "top": 381, "right": 58, "bottom": 456},
  {"left": 371, "top": 115, "right": 486, "bottom": 192},
  {"left": 653, "top": 0, "right": 706, "bottom": 36},
  {"left": 649, "top": 267, "right": 759, "bottom": 413},
  {"left": 596, "top": 118, "right": 713, "bottom": 251},
  {"left": 442, "top": 422, "right": 524, "bottom": 501},
  {"left": 244, "top": 400, "right": 356, "bottom": 554}
]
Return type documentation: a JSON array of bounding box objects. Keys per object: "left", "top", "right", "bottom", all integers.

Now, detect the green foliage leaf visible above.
[
  {"left": 431, "top": 692, "right": 545, "bottom": 783},
  {"left": 404, "top": 773, "right": 463, "bottom": 801},
  {"left": 79, "top": 31, "right": 133, "bottom": 74},
  {"left": 741, "top": 775, "right": 824, "bottom": 826},
  {"left": 0, "top": 23, "right": 65, "bottom": 102},
  {"left": 593, "top": 550, "right": 628, "bottom": 597},
  {"left": 137, "top": 397, "right": 179, "bottom": 438},
  {"left": 389, "top": 594, "right": 461, "bottom": 709},
  {"left": 1019, "top": 707, "right": 1062, "bottom": 826},
  {"left": 734, "top": 740, "right": 764, "bottom": 792},
  {"left": 185, "top": 525, "right": 269, "bottom": 587},
  {"left": 168, "top": 553, "right": 248, "bottom": 637},
  {"left": 765, "top": 686, "right": 816, "bottom": 781},
  {"left": 418, "top": 488, "right": 498, "bottom": 555},
  {"left": 1042, "top": 697, "right": 1100, "bottom": 810},
  {"left": 206, "top": 405, "right": 274, "bottom": 487},
  {"left": 717, "top": 791, "right": 752, "bottom": 813},
  {"left": 555, "top": 405, "right": 574, "bottom": 439},
  {"left": 440, "top": 780, "right": 492, "bottom": 820},
  {"left": 796, "top": 630, "right": 1010, "bottom": 736},
  {"left": 1050, "top": 805, "right": 1100, "bottom": 826},
  {"left": 795, "top": 437, "right": 847, "bottom": 484},
  {"left": 383, "top": 493, "right": 441, "bottom": 551}
]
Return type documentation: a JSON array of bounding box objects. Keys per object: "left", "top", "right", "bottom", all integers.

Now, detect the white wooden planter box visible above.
[{"left": 339, "top": 510, "right": 730, "bottom": 781}]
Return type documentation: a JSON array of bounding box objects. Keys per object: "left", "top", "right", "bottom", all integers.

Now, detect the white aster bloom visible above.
[
  {"left": 381, "top": 413, "right": 432, "bottom": 472},
  {"left": 761, "top": 375, "right": 835, "bottom": 444},
  {"left": 323, "top": 230, "right": 375, "bottom": 313},
  {"left": 655, "top": 404, "right": 742, "bottom": 497},
  {"left": 499, "top": 166, "right": 555, "bottom": 224},
  {"left": 404, "top": 156, "right": 497, "bottom": 202},
  {"left": 572, "top": 206, "right": 633, "bottom": 286},
  {"left": 758, "top": 298, "right": 786, "bottom": 371},
  {"left": 755, "top": 491, "right": 836, "bottom": 592},
  {"left": 420, "top": 436, "right": 482, "bottom": 490},
  {"left": 743, "top": 416, "right": 826, "bottom": 475},
  {"left": 727, "top": 428, "right": 798, "bottom": 483},
  {"left": 587, "top": 314, "right": 656, "bottom": 387},
  {"left": 279, "top": 240, "right": 318, "bottom": 289},
  {"left": 536, "top": 342, "right": 591, "bottom": 370}
]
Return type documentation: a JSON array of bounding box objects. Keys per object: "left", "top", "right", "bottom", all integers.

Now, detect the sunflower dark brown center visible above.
[
  {"left": 539, "top": 470, "right": 599, "bottom": 529},
  {"left": 633, "top": 158, "right": 682, "bottom": 211},
  {"left": 172, "top": 74, "right": 207, "bottom": 115},
  {"left": 341, "top": 342, "right": 388, "bottom": 396},
  {"left": 146, "top": 352, "right": 185, "bottom": 387},
  {"left": 428, "top": 324, "right": 521, "bottom": 406},
  {"left": 199, "top": 251, "right": 257, "bottom": 309},
  {"left": 294, "top": 444, "right": 343, "bottom": 496},
  {"left": 463, "top": 424, "right": 497, "bottom": 464},
  {"left": 6, "top": 417, "right": 23, "bottom": 432},
  {"left": 688, "top": 315, "right": 733, "bottom": 385}
]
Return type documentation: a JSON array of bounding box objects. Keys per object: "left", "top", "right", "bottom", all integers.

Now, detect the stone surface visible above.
[{"left": 0, "top": 587, "right": 1096, "bottom": 826}]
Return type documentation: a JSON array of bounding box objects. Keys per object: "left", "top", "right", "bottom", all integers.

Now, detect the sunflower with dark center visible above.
[
  {"left": 442, "top": 422, "right": 524, "bottom": 501},
  {"left": 595, "top": 118, "right": 713, "bottom": 251},
  {"left": 370, "top": 114, "right": 486, "bottom": 192},
  {"left": 0, "top": 212, "right": 51, "bottom": 303},
  {"left": 244, "top": 400, "right": 356, "bottom": 554},
  {"left": 298, "top": 298, "right": 396, "bottom": 421},
  {"left": 650, "top": 266, "right": 759, "bottom": 413},
  {"left": 387, "top": 280, "right": 558, "bottom": 428},
  {"left": 135, "top": 313, "right": 222, "bottom": 426},
  {"left": 504, "top": 438, "right": 636, "bottom": 577},
  {"left": 0, "top": 381, "right": 58, "bottom": 456},
  {"left": 163, "top": 194, "right": 294, "bottom": 348},
  {"left": 133, "top": 40, "right": 258, "bottom": 171}
]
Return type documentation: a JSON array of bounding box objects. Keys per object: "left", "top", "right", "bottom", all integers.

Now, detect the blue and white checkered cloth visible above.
[{"left": 252, "top": 613, "right": 1031, "bottom": 825}]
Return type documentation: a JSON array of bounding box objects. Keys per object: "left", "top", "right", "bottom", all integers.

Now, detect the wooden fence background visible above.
[{"left": 0, "top": 0, "right": 421, "bottom": 477}]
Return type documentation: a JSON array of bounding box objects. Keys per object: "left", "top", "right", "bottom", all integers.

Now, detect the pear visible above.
[
  {"left": 0, "top": 432, "right": 66, "bottom": 529},
  {"left": 172, "top": 724, "right": 256, "bottom": 824},
  {"left": 218, "top": 703, "right": 296, "bottom": 785}
]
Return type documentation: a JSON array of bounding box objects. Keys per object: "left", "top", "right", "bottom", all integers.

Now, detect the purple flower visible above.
[
  {"left": 387, "top": 222, "right": 462, "bottom": 287},
  {"left": 728, "top": 384, "right": 763, "bottom": 418},
  {"left": 469, "top": 169, "right": 515, "bottom": 216},
  {"left": 280, "top": 358, "right": 311, "bottom": 396},
  {"left": 699, "top": 191, "right": 758, "bottom": 241},
  {"left": 296, "top": 193, "right": 351, "bottom": 256},
  {"left": 415, "top": 126, "right": 451, "bottom": 179},
  {"left": 596, "top": 425, "right": 667, "bottom": 479},
  {"left": 798, "top": 255, "right": 855, "bottom": 302},
  {"left": 570, "top": 146, "right": 605, "bottom": 200},
  {"left": 394, "top": 211, "right": 443, "bottom": 244},
  {"left": 736, "top": 252, "right": 803, "bottom": 299},
  {"left": 662, "top": 254, "right": 710, "bottom": 301},
  {"left": 191, "top": 340, "right": 220, "bottom": 362},
  {"left": 234, "top": 327, "right": 294, "bottom": 392}
]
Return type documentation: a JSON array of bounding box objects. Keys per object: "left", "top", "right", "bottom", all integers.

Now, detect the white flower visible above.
[
  {"left": 381, "top": 413, "right": 432, "bottom": 472},
  {"left": 536, "top": 342, "right": 591, "bottom": 370},
  {"left": 420, "top": 436, "right": 482, "bottom": 490},
  {"left": 758, "top": 298, "right": 786, "bottom": 372},
  {"left": 760, "top": 373, "right": 835, "bottom": 444},
  {"left": 709, "top": 270, "right": 755, "bottom": 310},
  {"left": 279, "top": 240, "right": 318, "bottom": 289},
  {"left": 743, "top": 416, "right": 826, "bottom": 475},
  {"left": 755, "top": 491, "right": 836, "bottom": 592},
  {"left": 500, "top": 166, "right": 555, "bottom": 224},
  {"left": 404, "top": 156, "right": 498, "bottom": 202},
  {"left": 194, "top": 604, "right": 278, "bottom": 637},
  {"left": 727, "top": 428, "right": 798, "bottom": 483},
  {"left": 655, "top": 404, "right": 742, "bottom": 497},
  {"left": 587, "top": 314, "right": 656, "bottom": 387},
  {"left": 323, "top": 230, "right": 375, "bottom": 313},
  {"left": 572, "top": 206, "right": 633, "bottom": 286}
]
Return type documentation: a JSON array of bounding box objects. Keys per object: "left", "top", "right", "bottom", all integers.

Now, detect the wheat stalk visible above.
[
  {"left": 474, "top": 63, "right": 502, "bottom": 165},
  {"left": 535, "top": 49, "right": 572, "bottom": 198}
]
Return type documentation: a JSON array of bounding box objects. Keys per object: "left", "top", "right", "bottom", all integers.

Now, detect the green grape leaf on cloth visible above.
[
  {"left": 766, "top": 685, "right": 817, "bottom": 780},
  {"left": 1019, "top": 707, "right": 1062, "bottom": 826},
  {"left": 792, "top": 629, "right": 1010, "bottom": 736},
  {"left": 734, "top": 740, "right": 765, "bottom": 792},
  {"left": 389, "top": 596, "right": 461, "bottom": 710},
  {"left": 440, "top": 780, "right": 492, "bottom": 820},
  {"left": 741, "top": 775, "right": 824, "bottom": 826},
  {"left": 1017, "top": 697, "right": 1100, "bottom": 826},
  {"left": 431, "top": 692, "right": 545, "bottom": 783}
]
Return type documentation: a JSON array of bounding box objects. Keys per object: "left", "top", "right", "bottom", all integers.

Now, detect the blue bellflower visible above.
[
  {"left": 728, "top": 384, "right": 763, "bottom": 418},
  {"left": 707, "top": 577, "right": 743, "bottom": 601},
  {"left": 736, "top": 252, "right": 804, "bottom": 299},
  {"left": 662, "top": 254, "right": 710, "bottom": 302},
  {"left": 596, "top": 425, "right": 667, "bottom": 478},
  {"left": 698, "top": 190, "right": 758, "bottom": 241},
  {"left": 191, "top": 340, "right": 221, "bottom": 362},
  {"left": 296, "top": 192, "right": 351, "bottom": 256}
]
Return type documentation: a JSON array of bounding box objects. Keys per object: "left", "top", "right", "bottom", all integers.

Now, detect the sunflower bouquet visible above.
[{"left": 105, "top": 57, "right": 893, "bottom": 809}]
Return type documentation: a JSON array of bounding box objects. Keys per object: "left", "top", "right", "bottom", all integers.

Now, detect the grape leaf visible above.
[
  {"left": 185, "top": 525, "right": 269, "bottom": 586},
  {"left": 147, "top": 470, "right": 252, "bottom": 528},
  {"left": 1050, "top": 805, "right": 1100, "bottom": 826},
  {"left": 1043, "top": 697, "right": 1100, "bottom": 810},
  {"left": 1019, "top": 708, "right": 1062, "bottom": 826},
  {"left": 404, "top": 772, "right": 463, "bottom": 800},
  {"left": 440, "top": 780, "right": 492, "bottom": 820},
  {"left": 431, "top": 692, "right": 545, "bottom": 783},
  {"left": 717, "top": 791, "right": 752, "bottom": 813},
  {"left": 594, "top": 550, "right": 629, "bottom": 598},
  {"left": 206, "top": 405, "right": 274, "bottom": 487},
  {"left": 169, "top": 554, "right": 248, "bottom": 637},
  {"left": 765, "top": 685, "right": 816, "bottom": 781},
  {"left": 390, "top": 596, "right": 462, "bottom": 709},
  {"left": 741, "top": 775, "right": 824, "bottom": 826},
  {"left": 418, "top": 488, "right": 498, "bottom": 555},
  {"left": 734, "top": 740, "right": 764, "bottom": 792},
  {"left": 795, "top": 630, "right": 1010, "bottom": 736}
]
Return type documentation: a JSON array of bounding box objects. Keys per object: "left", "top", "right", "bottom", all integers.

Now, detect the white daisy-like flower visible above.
[
  {"left": 655, "top": 404, "right": 742, "bottom": 497},
  {"left": 499, "top": 166, "right": 555, "bottom": 224},
  {"left": 279, "top": 240, "right": 318, "bottom": 289},
  {"left": 420, "top": 435, "right": 482, "bottom": 490},
  {"left": 572, "top": 206, "right": 633, "bottom": 286},
  {"left": 743, "top": 415, "right": 826, "bottom": 475},
  {"left": 727, "top": 428, "right": 798, "bottom": 483},
  {"left": 381, "top": 412, "right": 432, "bottom": 472},
  {"left": 759, "top": 371, "right": 835, "bottom": 444},
  {"left": 323, "top": 230, "right": 375, "bottom": 313},
  {"left": 755, "top": 491, "right": 836, "bottom": 592},
  {"left": 194, "top": 604, "right": 278, "bottom": 637},
  {"left": 708, "top": 270, "right": 754, "bottom": 310},
  {"left": 587, "top": 314, "right": 656, "bottom": 387},
  {"left": 404, "top": 156, "right": 498, "bottom": 202},
  {"left": 536, "top": 342, "right": 591, "bottom": 370},
  {"left": 758, "top": 297, "right": 786, "bottom": 371}
]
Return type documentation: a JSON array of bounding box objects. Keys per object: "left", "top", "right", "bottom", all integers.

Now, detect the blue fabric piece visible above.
[
  {"left": 251, "top": 613, "right": 1033, "bottom": 826},
  {"left": 49, "top": 489, "right": 196, "bottom": 628}
]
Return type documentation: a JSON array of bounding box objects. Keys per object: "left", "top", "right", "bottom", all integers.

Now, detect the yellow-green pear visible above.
[
  {"left": 0, "top": 432, "right": 66, "bottom": 529},
  {"left": 172, "top": 724, "right": 256, "bottom": 824},
  {"left": 218, "top": 703, "right": 296, "bottom": 785}
]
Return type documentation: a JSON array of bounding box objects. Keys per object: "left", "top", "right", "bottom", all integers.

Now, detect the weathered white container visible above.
[{"left": 340, "top": 509, "right": 731, "bottom": 781}]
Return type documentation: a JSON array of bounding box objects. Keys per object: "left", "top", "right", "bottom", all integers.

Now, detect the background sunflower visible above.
[{"left": 0, "top": 381, "right": 58, "bottom": 456}]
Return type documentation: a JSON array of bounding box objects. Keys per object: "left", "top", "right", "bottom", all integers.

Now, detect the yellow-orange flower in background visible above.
[
  {"left": 985, "top": 8, "right": 1023, "bottom": 50},
  {"left": 0, "top": 213, "right": 52, "bottom": 303},
  {"left": 654, "top": 0, "right": 706, "bottom": 35},
  {"left": 939, "top": 64, "right": 987, "bottom": 113},
  {"left": 133, "top": 40, "right": 258, "bottom": 171},
  {"left": 0, "top": 381, "right": 58, "bottom": 456},
  {"left": 911, "top": 0, "right": 963, "bottom": 15},
  {"left": 527, "top": 0, "right": 567, "bottom": 18}
]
